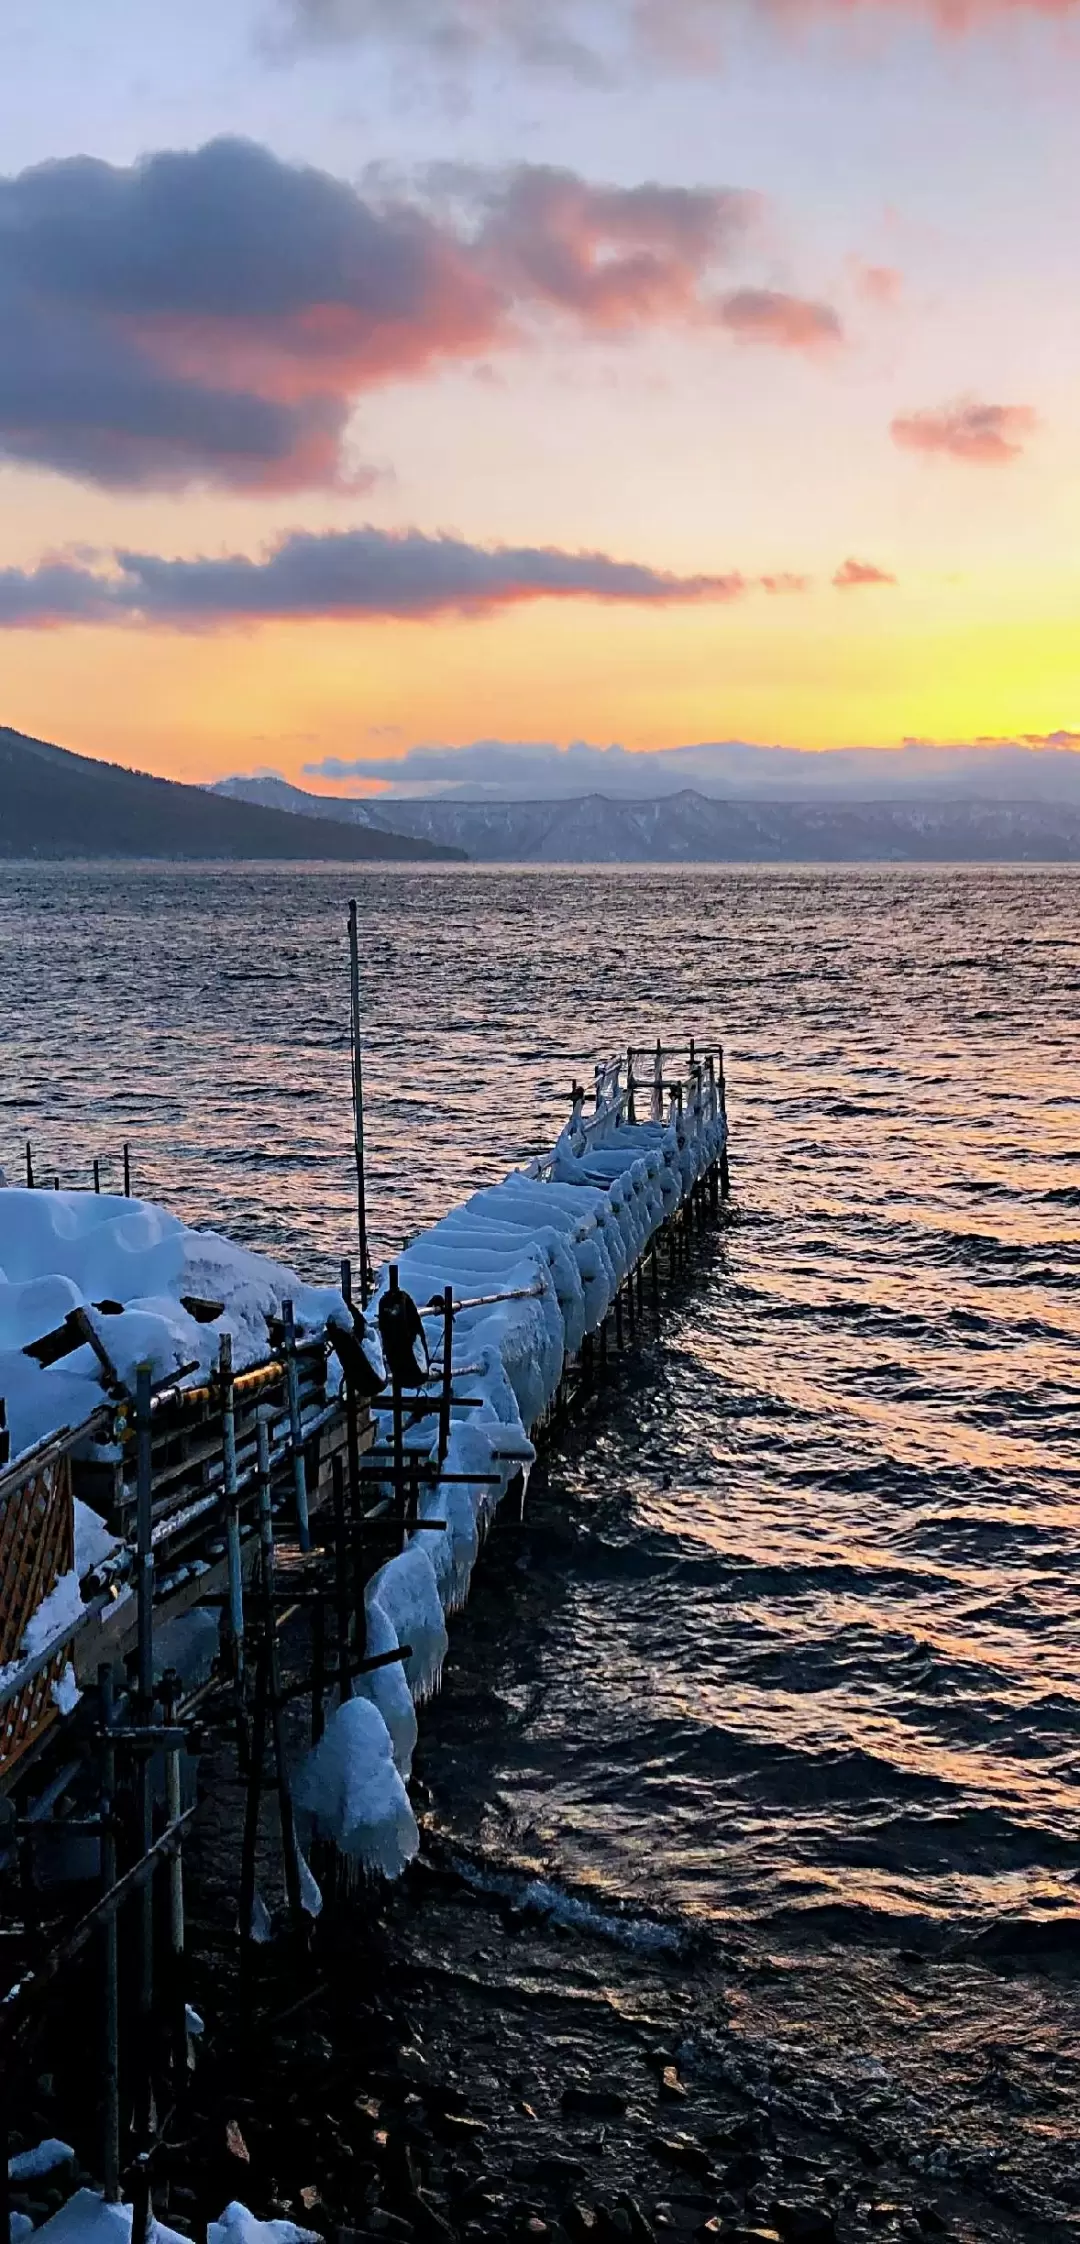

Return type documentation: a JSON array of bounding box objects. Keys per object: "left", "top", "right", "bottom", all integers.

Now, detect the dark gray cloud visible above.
[
  {"left": 0, "top": 137, "right": 792, "bottom": 493},
  {"left": 0, "top": 563, "right": 120, "bottom": 626},
  {"left": 0, "top": 527, "right": 750, "bottom": 626},
  {"left": 0, "top": 138, "right": 497, "bottom": 491}
]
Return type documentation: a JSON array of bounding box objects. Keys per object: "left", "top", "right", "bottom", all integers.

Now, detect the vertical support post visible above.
[
  {"left": 652, "top": 1040, "right": 663, "bottom": 1124},
  {"left": 134, "top": 1362, "right": 156, "bottom": 2221},
  {"left": 123, "top": 1143, "right": 131, "bottom": 1198},
  {"left": 340, "top": 1258, "right": 366, "bottom": 1661},
  {"left": 282, "top": 1300, "right": 311, "bottom": 1553},
  {"left": 219, "top": 1336, "right": 245, "bottom": 1700},
  {"left": 161, "top": 1668, "right": 186, "bottom": 2081},
  {"left": 0, "top": 2043, "right": 10, "bottom": 2244},
  {"left": 347, "top": 899, "right": 370, "bottom": 1307},
  {"left": 239, "top": 1636, "right": 269, "bottom": 1985},
  {"left": 311, "top": 1594, "right": 326, "bottom": 1746},
  {"left": 718, "top": 1044, "right": 731, "bottom": 1201},
  {"left": 99, "top": 1665, "right": 121, "bottom": 2202},
  {"left": 387, "top": 1262, "right": 406, "bottom": 1550},
  {"left": 256, "top": 1416, "right": 303, "bottom": 1929},
  {"left": 0, "top": 1398, "right": 8, "bottom": 1469},
  {"left": 626, "top": 1047, "right": 636, "bottom": 1124},
  {"left": 24, "top": 1141, "right": 34, "bottom": 1189},
  {"left": 93, "top": 1158, "right": 101, "bottom": 1195},
  {"left": 438, "top": 1284, "right": 454, "bottom": 1465},
  {"left": 331, "top": 1454, "right": 352, "bottom": 1709}
]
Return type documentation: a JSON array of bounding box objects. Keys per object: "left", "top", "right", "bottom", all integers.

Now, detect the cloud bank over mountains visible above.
[{"left": 300, "top": 733, "right": 1080, "bottom": 801}]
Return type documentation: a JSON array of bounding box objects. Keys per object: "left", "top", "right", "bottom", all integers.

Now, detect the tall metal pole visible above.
[
  {"left": 134, "top": 1362, "right": 155, "bottom": 2230},
  {"left": 347, "top": 899, "right": 370, "bottom": 1307}
]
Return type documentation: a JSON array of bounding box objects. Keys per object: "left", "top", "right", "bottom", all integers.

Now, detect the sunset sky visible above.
[{"left": 1, "top": 0, "right": 1078, "bottom": 791}]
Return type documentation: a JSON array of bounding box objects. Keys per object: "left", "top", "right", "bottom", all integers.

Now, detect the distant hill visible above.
[
  {"left": 0, "top": 729, "right": 465, "bottom": 861},
  {"left": 212, "top": 775, "right": 1080, "bottom": 862}
]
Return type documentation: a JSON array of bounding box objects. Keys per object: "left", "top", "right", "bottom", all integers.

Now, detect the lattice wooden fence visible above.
[{"left": 0, "top": 1441, "right": 75, "bottom": 1785}]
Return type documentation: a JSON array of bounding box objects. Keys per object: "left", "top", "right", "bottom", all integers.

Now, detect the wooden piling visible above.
[{"left": 123, "top": 1143, "right": 131, "bottom": 1198}]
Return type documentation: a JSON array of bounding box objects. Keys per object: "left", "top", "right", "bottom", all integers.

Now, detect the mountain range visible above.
[
  {"left": 212, "top": 774, "right": 1080, "bottom": 863},
  {"left": 0, "top": 729, "right": 463, "bottom": 861}
]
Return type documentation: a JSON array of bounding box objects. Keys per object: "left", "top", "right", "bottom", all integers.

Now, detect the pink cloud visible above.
[
  {"left": 833, "top": 556, "right": 898, "bottom": 587},
  {"left": 761, "top": 572, "right": 812, "bottom": 593},
  {"left": 891, "top": 397, "right": 1039, "bottom": 463},
  {"left": 785, "top": 0, "right": 1080, "bottom": 21},
  {"left": 850, "top": 259, "right": 903, "bottom": 305},
  {"left": 721, "top": 288, "right": 843, "bottom": 350}
]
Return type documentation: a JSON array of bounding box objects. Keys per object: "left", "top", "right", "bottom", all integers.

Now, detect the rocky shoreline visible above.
[
  {"left": 8, "top": 1818, "right": 1075, "bottom": 2244},
  {"left": 159, "top": 1841, "right": 1077, "bottom": 2244}
]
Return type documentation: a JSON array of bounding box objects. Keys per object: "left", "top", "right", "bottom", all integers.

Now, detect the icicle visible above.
[
  {"left": 297, "top": 1848, "right": 323, "bottom": 1918},
  {"left": 248, "top": 1891, "right": 273, "bottom": 1944}
]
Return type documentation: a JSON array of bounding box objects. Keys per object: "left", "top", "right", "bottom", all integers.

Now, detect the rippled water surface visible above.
[{"left": 2, "top": 862, "right": 1078, "bottom": 1966}]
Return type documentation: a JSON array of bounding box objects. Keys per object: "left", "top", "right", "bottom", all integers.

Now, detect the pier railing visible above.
[{"left": 532, "top": 1040, "right": 726, "bottom": 1177}]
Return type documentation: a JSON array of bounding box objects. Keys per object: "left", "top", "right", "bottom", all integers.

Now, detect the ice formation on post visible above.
[{"left": 293, "top": 1694, "right": 420, "bottom": 1880}]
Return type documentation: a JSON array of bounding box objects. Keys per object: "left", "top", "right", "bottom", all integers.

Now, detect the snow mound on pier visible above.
[{"left": 0, "top": 1188, "right": 345, "bottom": 1463}]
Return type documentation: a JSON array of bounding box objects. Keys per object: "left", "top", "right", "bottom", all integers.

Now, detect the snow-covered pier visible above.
[{"left": 0, "top": 1038, "right": 729, "bottom": 2240}]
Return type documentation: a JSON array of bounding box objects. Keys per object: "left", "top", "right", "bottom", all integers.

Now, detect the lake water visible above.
[{"left": 2, "top": 861, "right": 1078, "bottom": 2213}]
